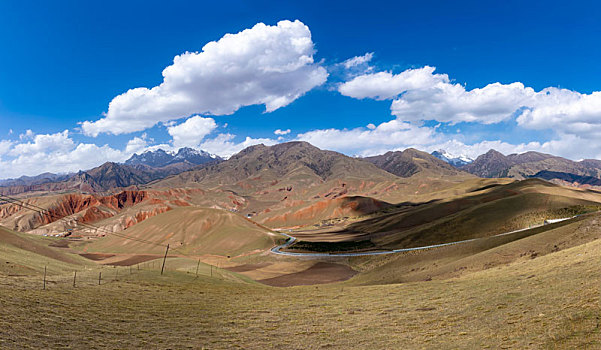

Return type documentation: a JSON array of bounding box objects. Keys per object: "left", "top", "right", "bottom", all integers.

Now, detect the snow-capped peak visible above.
[
  {"left": 125, "top": 147, "right": 222, "bottom": 167},
  {"left": 431, "top": 149, "right": 474, "bottom": 167}
]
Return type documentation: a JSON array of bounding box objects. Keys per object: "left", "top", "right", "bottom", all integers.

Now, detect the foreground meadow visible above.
[{"left": 1, "top": 235, "right": 599, "bottom": 349}]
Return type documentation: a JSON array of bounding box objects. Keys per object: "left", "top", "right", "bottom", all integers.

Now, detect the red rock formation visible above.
[{"left": 122, "top": 206, "right": 171, "bottom": 229}]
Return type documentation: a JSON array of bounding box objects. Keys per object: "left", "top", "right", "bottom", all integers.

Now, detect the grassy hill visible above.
[
  {"left": 284, "top": 179, "right": 601, "bottom": 252},
  {"left": 1, "top": 217, "right": 600, "bottom": 348},
  {"left": 84, "top": 207, "right": 285, "bottom": 257},
  {"left": 0, "top": 225, "right": 90, "bottom": 276}
]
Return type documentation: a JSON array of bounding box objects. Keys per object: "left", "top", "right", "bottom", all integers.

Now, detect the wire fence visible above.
[{"left": 1, "top": 258, "right": 232, "bottom": 292}]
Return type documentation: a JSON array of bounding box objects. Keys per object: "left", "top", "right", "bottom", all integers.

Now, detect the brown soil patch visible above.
[
  {"left": 258, "top": 262, "right": 356, "bottom": 287},
  {"left": 106, "top": 255, "right": 161, "bottom": 266},
  {"left": 226, "top": 262, "right": 271, "bottom": 273},
  {"left": 79, "top": 253, "right": 115, "bottom": 261},
  {"left": 48, "top": 240, "right": 70, "bottom": 248}
]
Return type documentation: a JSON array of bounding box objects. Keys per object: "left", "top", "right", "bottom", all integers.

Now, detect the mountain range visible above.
[
  {"left": 460, "top": 149, "right": 601, "bottom": 188},
  {"left": 2, "top": 143, "right": 601, "bottom": 197},
  {"left": 0, "top": 147, "right": 222, "bottom": 195},
  {"left": 125, "top": 147, "right": 221, "bottom": 168}
]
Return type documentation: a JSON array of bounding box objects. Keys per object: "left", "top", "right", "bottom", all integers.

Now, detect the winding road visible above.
[{"left": 270, "top": 216, "right": 577, "bottom": 257}]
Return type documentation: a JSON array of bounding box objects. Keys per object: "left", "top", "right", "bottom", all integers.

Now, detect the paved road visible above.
[{"left": 270, "top": 216, "right": 577, "bottom": 258}]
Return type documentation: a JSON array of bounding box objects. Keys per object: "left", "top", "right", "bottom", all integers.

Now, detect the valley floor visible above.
[{"left": 1, "top": 235, "right": 600, "bottom": 349}]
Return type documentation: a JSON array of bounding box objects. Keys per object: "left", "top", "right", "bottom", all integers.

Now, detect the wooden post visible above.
[
  {"left": 73, "top": 271, "right": 77, "bottom": 288},
  {"left": 99, "top": 272, "right": 102, "bottom": 285},
  {"left": 195, "top": 259, "right": 200, "bottom": 277},
  {"left": 43, "top": 266, "right": 47, "bottom": 290},
  {"left": 210, "top": 265, "right": 213, "bottom": 277},
  {"left": 161, "top": 244, "right": 169, "bottom": 275}
]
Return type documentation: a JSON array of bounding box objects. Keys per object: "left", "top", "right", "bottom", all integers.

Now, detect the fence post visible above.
[
  {"left": 195, "top": 259, "right": 200, "bottom": 277},
  {"left": 161, "top": 244, "right": 170, "bottom": 275},
  {"left": 99, "top": 272, "right": 101, "bottom": 285},
  {"left": 43, "top": 266, "right": 47, "bottom": 290},
  {"left": 73, "top": 271, "right": 77, "bottom": 288}
]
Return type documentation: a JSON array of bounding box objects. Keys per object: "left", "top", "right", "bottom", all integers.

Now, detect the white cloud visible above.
[
  {"left": 431, "top": 134, "right": 601, "bottom": 161},
  {"left": 0, "top": 131, "right": 152, "bottom": 179},
  {"left": 516, "top": 89, "right": 601, "bottom": 136},
  {"left": 167, "top": 115, "right": 217, "bottom": 148},
  {"left": 10, "top": 130, "right": 74, "bottom": 156},
  {"left": 391, "top": 81, "right": 534, "bottom": 124},
  {"left": 297, "top": 119, "right": 440, "bottom": 156},
  {"left": 294, "top": 114, "right": 601, "bottom": 161},
  {"left": 199, "top": 133, "right": 277, "bottom": 159},
  {"left": 339, "top": 66, "right": 447, "bottom": 100},
  {"left": 339, "top": 65, "right": 601, "bottom": 130},
  {"left": 274, "top": 128, "right": 291, "bottom": 135},
  {"left": 81, "top": 20, "right": 328, "bottom": 136},
  {"left": 342, "top": 52, "right": 374, "bottom": 69},
  {"left": 0, "top": 140, "right": 13, "bottom": 156},
  {"left": 430, "top": 139, "right": 544, "bottom": 160},
  {"left": 19, "top": 129, "right": 34, "bottom": 140},
  {"left": 124, "top": 134, "right": 150, "bottom": 155}
]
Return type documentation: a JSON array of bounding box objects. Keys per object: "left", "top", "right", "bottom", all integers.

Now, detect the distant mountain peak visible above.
[
  {"left": 431, "top": 149, "right": 474, "bottom": 167},
  {"left": 125, "top": 147, "right": 221, "bottom": 168},
  {"left": 366, "top": 148, "right": 467, "bottom": 178}
]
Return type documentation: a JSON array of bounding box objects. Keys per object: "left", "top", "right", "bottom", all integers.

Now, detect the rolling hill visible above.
[
  {"left": 284, "top": 178, "right": 601, "bottom": 252},
  {"left": 0, "top": 225, "right": 88, "bottom": 275},
  {"left": 84, "top": 207, "right": 284, "bottom": 257}
]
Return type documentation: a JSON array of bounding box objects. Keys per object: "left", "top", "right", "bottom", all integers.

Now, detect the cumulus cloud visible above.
[
  {"left": 124, "top": 134, "right": 151, "bottom": 155},
  {"left": 516, "top": 89, "right": 601, "bottom": 136},
  {"left": 81, "top": 20, "right": 328, "bottom": 136},
  {"left": 391, "top": 81, "right": 535, "bottom": 124},
  {"left": 333, "top": 60, "right": 601, "bottom": 160},
  {"left": 10, "top": 130, "right": 74, "bottom": 156},
  {"left": 293, "top": 114, "right": 601, "bottom": 161},
  {"left": 0, "top": 131, "right": 147, "bottom": 179},
  {"left": 274, "top": 129, "right": 291, "bottom": 135},
  {"left": 167, "top": 115, "right": 218, "bottom": 148},
  {"left": 339, "top": 66, "right": 447, "bottom": 100},
  {"left": 297, "top": 119, "right": 440, "bottom": 156},
  {"left": 339, "top": 65, "right": 601, "bottom": 131},
  {"left": 0, "top": 140, "right": 13, "bottom": 156},
  {"left": 199, "top": 133, "right": 277, "bottom": 158}
]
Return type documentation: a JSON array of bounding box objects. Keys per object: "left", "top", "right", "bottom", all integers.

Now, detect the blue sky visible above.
[{"left": 1, "top": 0, "right": 601, "bottom": 178}]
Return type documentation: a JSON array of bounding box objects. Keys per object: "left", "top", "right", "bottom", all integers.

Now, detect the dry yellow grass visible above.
[
  {"left": 1, "top": 230, "right": 599, "bottom": 349},
  {"left": 81, "top": 207, "right": 284, "bottom": 257}
]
